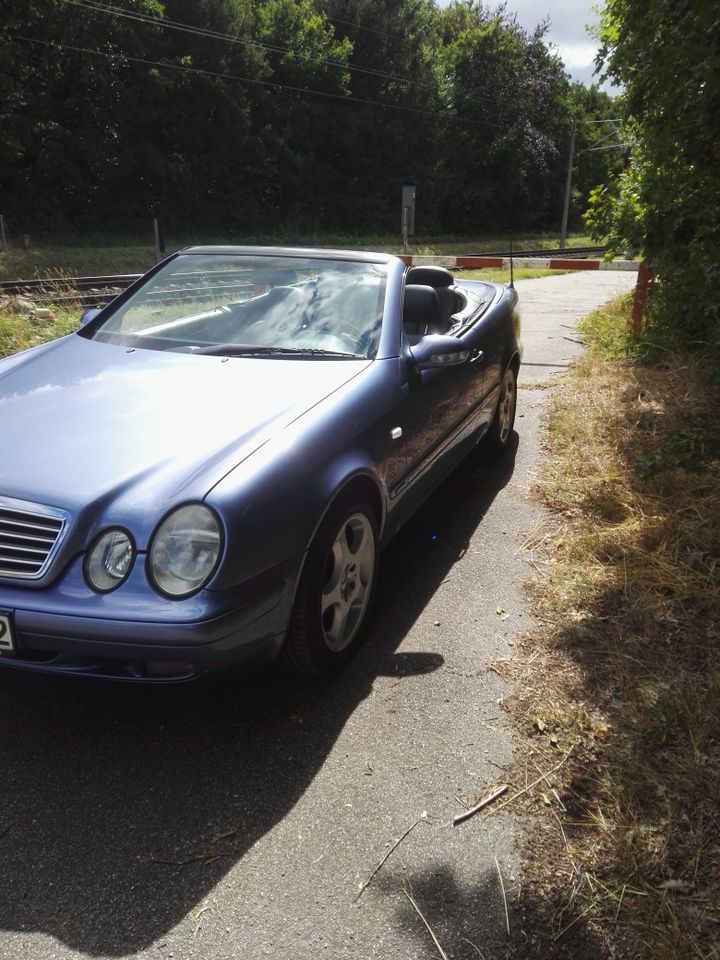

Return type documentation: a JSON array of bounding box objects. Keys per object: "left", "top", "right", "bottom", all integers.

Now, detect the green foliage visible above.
[
  {"left": 635, "top": 423, "right": 720, "bottom": 480},
  {"left": 568, "top": 83, "right": 625, "bottom": 231},
  {"left": 577, "top": 292, "right": 638, "bottom": 358},
  {"left": 588, "top": 0, "right": 720, "bottom": 370},
  {"left": 577, "top": 290, "right": 720, "bottom": 481},
  {"left": 0, "top": 0, "right": 616, "bottom": 239},
  {"left": 437, "top": 3, "right": 574, "bottom": 232}
]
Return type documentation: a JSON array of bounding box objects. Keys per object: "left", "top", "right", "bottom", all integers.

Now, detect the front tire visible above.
[
  {"left": 283, "top": 496, "right": 378, "bottom": 674},
  {"left": 485, "top": 364, "right": 517, "bottom": 454}
]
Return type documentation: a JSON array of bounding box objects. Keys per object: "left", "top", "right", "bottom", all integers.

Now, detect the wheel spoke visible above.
[{"left": 323, "top": 540, "right": 344, "bottom": 593}]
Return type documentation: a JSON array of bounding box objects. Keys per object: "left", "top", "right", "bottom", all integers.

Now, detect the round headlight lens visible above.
[
  {"left": 86, "top": 529, "right": 135, "bottom": 593},
  {"left": 149, "top": 504, "right": 221, "bottom": 598}
]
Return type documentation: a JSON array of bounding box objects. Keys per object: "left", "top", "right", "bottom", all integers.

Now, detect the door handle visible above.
[{"left": 470, "top": 349, "right": 484, "bottom": 365}]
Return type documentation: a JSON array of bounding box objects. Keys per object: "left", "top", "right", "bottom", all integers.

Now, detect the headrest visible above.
[
  {"left": 403, "top": 284, "right": 442, "bottom": 331},
  {"left": 405, "top": 265, "right": 454, "bottom": 288}
]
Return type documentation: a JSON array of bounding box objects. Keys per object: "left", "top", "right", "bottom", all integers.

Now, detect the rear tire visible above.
[
  {"left": 485, "top": 365, "right": 517, "bottom": 454},
  {"left": 283, "top": 496, "right": 378, "bottom": 674}
]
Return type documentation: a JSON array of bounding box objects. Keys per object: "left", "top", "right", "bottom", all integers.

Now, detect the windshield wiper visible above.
[{"left": 188, "top": 344, "right": 365, "bottom": 359}]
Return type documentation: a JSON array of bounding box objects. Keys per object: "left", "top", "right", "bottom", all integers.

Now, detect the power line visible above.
[
  {"left": 4, "top": 32, "right": 504, "bottom": 131},
  {"left": 328, "top": 16, "right": 407, "bottom": 44},
  {"left": 57, "top": 0, "right": 556, "bottom": 112},
  {"left": 582, "top": 142, "right": 632, "bottom": 153},
  {"left": 58, "top": 0, "right": 433, "bottom": 92}
]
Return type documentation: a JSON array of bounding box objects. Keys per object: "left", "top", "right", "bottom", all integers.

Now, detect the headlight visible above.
[
  {"left": 86, "top": 529, "right": 135, "bottom": 593},
  {"left": 148, "top": 504, "right": 222, "bottom": 598}
]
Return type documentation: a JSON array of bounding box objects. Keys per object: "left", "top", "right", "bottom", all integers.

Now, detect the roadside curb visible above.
[{"left": 399, "top": 255, "right": 640, "bottom": 272}]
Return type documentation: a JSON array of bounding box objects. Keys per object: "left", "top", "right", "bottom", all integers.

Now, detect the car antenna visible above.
[{"left": 509, "top": 235, "right": 515, "bottom": 289}]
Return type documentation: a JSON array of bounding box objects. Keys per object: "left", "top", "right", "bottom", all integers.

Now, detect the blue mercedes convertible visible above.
[{"left": 0, "top": 247, "right": 521, "bottom": 680}]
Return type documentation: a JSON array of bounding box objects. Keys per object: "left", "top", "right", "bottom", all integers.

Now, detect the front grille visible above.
[{"left": 0, "top": 500, "right": 67, "bottom": 579}]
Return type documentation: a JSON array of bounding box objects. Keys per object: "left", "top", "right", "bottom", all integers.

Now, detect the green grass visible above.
[
  {"left": 459, "top": 267, "right": 563, "bottom": 283},
  {"left": 0, "top": 305, "right": 81, "bottom": 359},
  {"left": 577, "top": 291, "right": 637, "bottom": 358},
  {"left": 0, "top": 246, "right": 158, "bottom": 281},
  {"left": 0, "top": 233, "right": 593, "bottom": 282}
]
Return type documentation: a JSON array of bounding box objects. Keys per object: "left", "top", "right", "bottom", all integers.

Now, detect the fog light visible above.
[{"left": 85, "top": 529, "right": 135, "bottom": 593}]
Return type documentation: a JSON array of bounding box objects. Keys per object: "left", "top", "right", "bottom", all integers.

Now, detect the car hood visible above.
[{"left": 0, "top": 334, "right": 369, "bottom": 537}]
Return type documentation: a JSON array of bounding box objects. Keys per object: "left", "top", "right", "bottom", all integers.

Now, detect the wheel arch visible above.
[
  {"left": 305, "top": 471, "right": 385, "bottom": 556},
  {"left": 281, "top": 470, "right": 384, "bottom": 671}
]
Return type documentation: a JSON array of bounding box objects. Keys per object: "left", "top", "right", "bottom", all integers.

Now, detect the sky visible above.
[
  {"left": 440, "top": 1, "right": 612, "bottom": 90},
  {"left": 505, "top": 0, "right": 606, "bottom": 87}
]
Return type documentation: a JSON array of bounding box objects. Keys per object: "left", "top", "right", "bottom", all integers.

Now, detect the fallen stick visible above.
[
  {"left": 453, "top": 785, "right": 509, "bottom": 826},
  {"left": 353, "top": 813, "right": 426, "bottom": 902},
  {"left": 403, "top": 877, "right": 450, "bottom": 960},
  {"left": 455, "top": 743, "right": 577, "bottom": 827},
  {"left": 495, "top": 857, "right": 510, "bottom": 934}
]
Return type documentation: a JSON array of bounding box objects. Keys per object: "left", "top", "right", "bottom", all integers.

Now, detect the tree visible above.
[
  {"left": 588, "top": 0, "right": 720, "bottom": 365},
  {"left": 324, "top": 0, "right": 445, "bottom": 233},
  {"left": 566, "top": 83, "right": 624, "bottom": 233},
  {"left": 438, "top": 2, "right": 573, "bottom": 233}
]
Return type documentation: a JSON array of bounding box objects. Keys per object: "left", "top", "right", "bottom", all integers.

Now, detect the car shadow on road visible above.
[{"left": 0, "top": 438, "right": 518, "bottom": 955}]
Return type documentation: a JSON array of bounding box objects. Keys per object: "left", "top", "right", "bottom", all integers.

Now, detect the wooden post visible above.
[
  {"left": 631, "top": 263, "right": 653, "bottom": 336},
  {"left": 153, "top": 218, "right": 166, "bottom": 263},
  {"left": 560, "top": 118, "right": 576, "bottom": 250}
]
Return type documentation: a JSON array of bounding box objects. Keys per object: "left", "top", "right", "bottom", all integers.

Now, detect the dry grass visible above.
[{"left": 508, "top": 299, "right": 720, "bottom": 958}]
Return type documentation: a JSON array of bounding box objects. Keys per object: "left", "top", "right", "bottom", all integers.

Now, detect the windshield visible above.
[{"left": 83, "top": 254, "right": 387, "bottom": 359}]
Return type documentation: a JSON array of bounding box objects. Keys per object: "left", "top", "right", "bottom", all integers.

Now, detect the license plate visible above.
[{"left": 0, "top": 613, "right": 15, "bottom": 654}]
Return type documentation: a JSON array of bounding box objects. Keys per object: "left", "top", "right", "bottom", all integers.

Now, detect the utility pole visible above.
[{"left": 560, "top": 118, "right": 576, "bottom": 250}]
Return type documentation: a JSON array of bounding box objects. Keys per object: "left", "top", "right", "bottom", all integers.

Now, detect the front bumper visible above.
[{"left": 0, "top": 578, "right": 291, "bottom": 682}]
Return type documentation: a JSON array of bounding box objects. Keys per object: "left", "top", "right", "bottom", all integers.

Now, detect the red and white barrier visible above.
[{"left": 399, "top": 255, "right": 640, "bottom": 272}]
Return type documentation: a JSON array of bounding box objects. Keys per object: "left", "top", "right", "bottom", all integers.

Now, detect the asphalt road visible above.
[{"left": 0, "top": 270, "right": 637, "bottom": 960}]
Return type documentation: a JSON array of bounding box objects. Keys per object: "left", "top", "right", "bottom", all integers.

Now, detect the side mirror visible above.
[
  {"left": 409, "top": 334, "right": 471, "bottom": 370},
  {"left": 80, "top": 307, "right": 102, "bottom": 326}
]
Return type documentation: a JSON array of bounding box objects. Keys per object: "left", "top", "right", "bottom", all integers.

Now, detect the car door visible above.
[{"left": 386, "top": 335, "right": 488, "bottom": 506}]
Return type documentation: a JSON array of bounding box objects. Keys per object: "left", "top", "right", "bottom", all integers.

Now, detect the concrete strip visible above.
[{"left": 516, "top": 270, "right": 638, "bottom": 383}]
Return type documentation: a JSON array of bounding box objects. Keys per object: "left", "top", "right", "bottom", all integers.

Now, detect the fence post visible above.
[{"left": 631, "top": 263, "right": 653, "bottom": 336}]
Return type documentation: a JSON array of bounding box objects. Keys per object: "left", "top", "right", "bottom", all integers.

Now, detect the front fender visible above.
[{"left": 203, "top": 365, "right": 400, "bottom": 593}]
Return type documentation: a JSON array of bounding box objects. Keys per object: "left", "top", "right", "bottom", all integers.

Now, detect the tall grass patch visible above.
[
  {"left": 514, "top": 296, "right": 720, "bottom": 957},
  {"left": 0, "top": 301, "right": 82, "bottom": 358}
]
